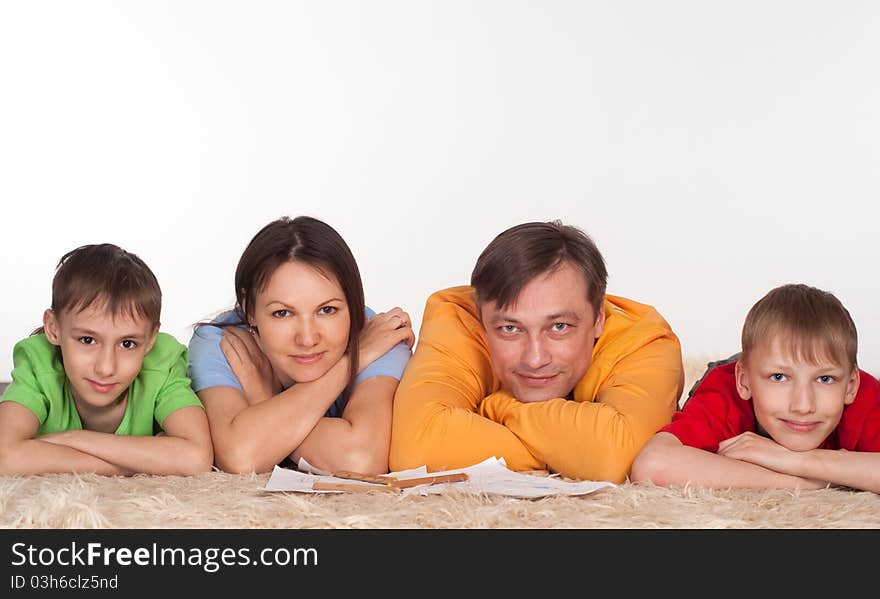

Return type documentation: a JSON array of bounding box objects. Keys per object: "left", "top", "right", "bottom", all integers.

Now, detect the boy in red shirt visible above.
[{"left": 631, "top": 283, "right": 880, "bottom": 492}]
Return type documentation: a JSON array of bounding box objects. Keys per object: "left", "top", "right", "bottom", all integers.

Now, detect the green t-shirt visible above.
[{"left": 0, "top": 333, "right": 204, "bottom": 436}]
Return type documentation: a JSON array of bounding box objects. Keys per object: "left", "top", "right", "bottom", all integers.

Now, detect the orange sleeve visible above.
[
  {"left": 479, "top": 335, "right": 682, "bottom": 483},
  {"left": 389, "top": 291, "right": 543, "bottom": 472}
]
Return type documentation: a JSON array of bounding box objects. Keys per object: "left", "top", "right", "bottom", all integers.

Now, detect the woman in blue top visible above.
[{"left": 188, "top": 216, "right": 414, "bottom": 474}]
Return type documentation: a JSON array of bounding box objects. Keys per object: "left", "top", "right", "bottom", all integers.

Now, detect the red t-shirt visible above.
[{"left": 661, "top": 362, "right": 880, "bottom": 452}]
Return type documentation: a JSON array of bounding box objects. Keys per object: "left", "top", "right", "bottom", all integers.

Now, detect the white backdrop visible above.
[{"left": 1, "top": 1, "right": 878, "bottom": 378}]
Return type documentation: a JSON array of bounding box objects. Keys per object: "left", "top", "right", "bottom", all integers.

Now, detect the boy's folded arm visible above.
[
  {"left": 0, "top": 402, "right": 130, "bottom": 476},
  {"left": 40, "top": 405, "right": 214, "bottom": 475},
  {"left": 745, "top": 447, "right": 880, "bottom": 494},
  {"left": 630, "top": 431, "right": 824, "bottom": 489},
  {"left": 486, "top": 337, "right": 683, "bottom": 483}
]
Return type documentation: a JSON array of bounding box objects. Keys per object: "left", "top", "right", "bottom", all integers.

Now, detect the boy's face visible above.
[
  {"left": 735, "top": 337, "right": 859, "bottom": 451},
  {"left": 43, "top": 302, "right": 158, "bottom": 411},
  {"left": 480, "top": 261, "right": 604, "bottom": 403}
]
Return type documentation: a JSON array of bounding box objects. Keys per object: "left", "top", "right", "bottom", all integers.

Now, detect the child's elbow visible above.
[
  {"left": 0, "top": 447, "right": 16, "bottom": 475},
  {"left": 630, "top": 447, "right": 669, "bottom": 486},
  {"left": 176, "top": 443, "right": 214, "bottom": 476},
  {"left": 190, "top": 451, "right": 215, "bottom": 475},
  {"left": 0, "top": 442, "right": 33, "bottom": 476}
]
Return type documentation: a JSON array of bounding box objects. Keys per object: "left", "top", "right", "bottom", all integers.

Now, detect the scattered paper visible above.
[
  {"left": 263, "top": 463, "right": 382, "bottom": 493},
  {"left": 262, "top": 457, "right": 615, "bottom": 498}
]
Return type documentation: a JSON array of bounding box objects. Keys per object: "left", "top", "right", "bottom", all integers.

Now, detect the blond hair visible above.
[{"left": 741, "top": 283, "right": 857, "bottom": 368}]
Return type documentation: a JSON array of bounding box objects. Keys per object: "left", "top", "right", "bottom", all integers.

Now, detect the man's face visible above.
[
  {"left": 735, "top": 337, "right": 859, "bottom": 451},
  {"left": 479, "top": 262, "right": 604, "bottom": 403}
]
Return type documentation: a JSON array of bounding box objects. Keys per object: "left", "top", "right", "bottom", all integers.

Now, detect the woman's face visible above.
[{"left": 250, "top": 260, "right": 351, "bottom": 387}]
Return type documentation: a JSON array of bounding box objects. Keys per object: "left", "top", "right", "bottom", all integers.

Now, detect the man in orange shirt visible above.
[{"left": 390, "top": 221, "right": 684, "bottom": 483}]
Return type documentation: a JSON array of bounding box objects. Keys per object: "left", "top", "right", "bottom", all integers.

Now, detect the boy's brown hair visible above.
[
  {"left": 41, "top": 244, "right": 162, "bottom": 330},
  {"left": 741, "top": 283, "right": 857, "bottom": 369}
]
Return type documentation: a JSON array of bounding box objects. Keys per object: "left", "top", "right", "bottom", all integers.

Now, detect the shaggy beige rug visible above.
[
  {"left": 3, "top": 357, "right": 879, "bottom": 529},
  {"left": 4, "top": 471, "right": 880, "bottom": 529}
]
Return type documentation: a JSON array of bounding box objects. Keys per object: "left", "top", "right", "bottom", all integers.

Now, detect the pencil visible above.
[
  {"left": 312, "top": 482, "right": 400, "bottom": 493},
  {"left": 390, "top": 472, "right": 469, "bottom": 489},
  {"left": 332, "top": 471, "right": 395, "bottom": 486}
]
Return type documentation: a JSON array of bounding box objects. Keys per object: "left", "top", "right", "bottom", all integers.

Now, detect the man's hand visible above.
[{"left": 221, "top": 326, "right": 281, "bottom": 405}]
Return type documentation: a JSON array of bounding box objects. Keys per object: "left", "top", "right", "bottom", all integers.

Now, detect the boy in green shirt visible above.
[{"left": 0, "top": 244, "right": 213, "bottom": 475}]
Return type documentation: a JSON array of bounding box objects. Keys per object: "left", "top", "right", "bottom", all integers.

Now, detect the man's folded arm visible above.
[
  {"left": 390, "top": 303, "right": 542, "bottom": 472},
  {"left": 481, "top": 336, "right": 683, "bottom": 482}
]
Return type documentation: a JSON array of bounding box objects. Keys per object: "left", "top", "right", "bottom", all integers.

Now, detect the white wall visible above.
[{"left": 1, "top": 1, "right": 878, "bottom": 378}]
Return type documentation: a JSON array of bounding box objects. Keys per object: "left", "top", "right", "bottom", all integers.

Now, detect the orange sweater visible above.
[{"left": 389, "top": 286, "right": 683, "bottom": 483}]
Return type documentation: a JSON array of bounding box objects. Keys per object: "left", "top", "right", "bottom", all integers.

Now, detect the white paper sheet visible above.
[{"left": 262, "top": 457, "right": 615, "bottom": 498}]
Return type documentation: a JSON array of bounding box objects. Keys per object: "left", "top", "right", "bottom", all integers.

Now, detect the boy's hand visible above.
[
  {"left": 357, "top": 307, "right": 414, "bottom": 372},
  {"left": 37, "top": 431, "right": 74, "bottom": 446},
  {"left": 221, "top": 326, "right": 281, "bottom": 405},
  {"left": 717, "top": 432, "right": 830, "bottom": 490},
  {"left": 717, "top": 431, "right": 807, "bottom": 475},
  {"left": 717, "top": 431, "right": 793, "bottom": 469}
]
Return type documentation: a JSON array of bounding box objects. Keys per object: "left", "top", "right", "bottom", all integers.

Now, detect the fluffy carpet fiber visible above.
[
  {"left": 3, "top": 357, "right": 879, "bottom": 529},
  {"left": 4, "top": 471, "right": 880, "bottom": 529}
]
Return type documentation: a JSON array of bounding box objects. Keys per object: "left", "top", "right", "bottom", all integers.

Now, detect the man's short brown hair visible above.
[
  {"left": 741, "top": 283, "right": 858, "bottom": 368},
  {"left": 470, "top": 220, "right": 607, "bottom": 316}
]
